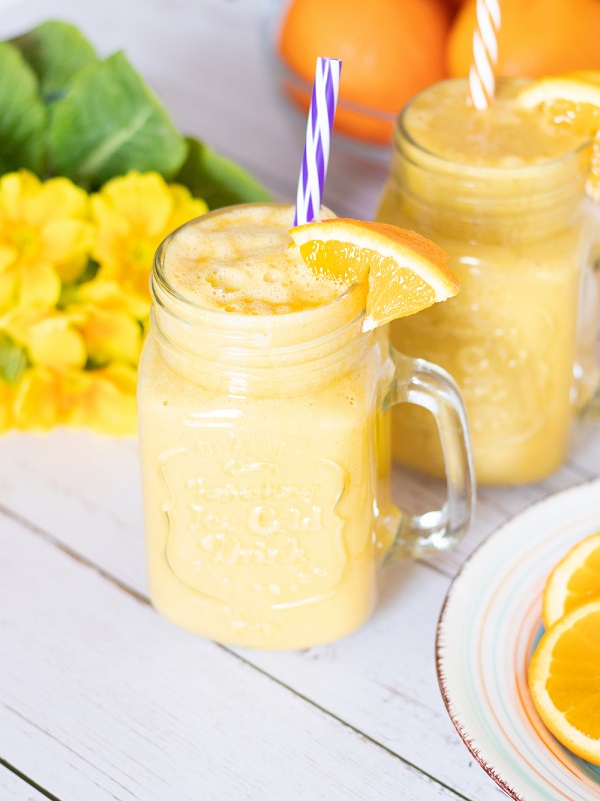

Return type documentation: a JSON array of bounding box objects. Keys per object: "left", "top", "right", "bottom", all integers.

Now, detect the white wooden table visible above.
[{"left": 0, "top": 2, "right": 599, "bottom": 799}]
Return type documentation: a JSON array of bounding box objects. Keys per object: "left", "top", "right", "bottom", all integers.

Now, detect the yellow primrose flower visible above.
[
  {"left": 0, "top": 170, "right": 95, "bottom": 311},
  {"left": 0, "top": 260, "right": 141, "bottom": 436},
  {"left": 13, "top": 367, "right": 64, "bottom": 431},
  {"left": 70, "top": 278, "right": 146, "bottom": 365},
  {"left": 0, "top": 379, "right": 15, "bottom": 433},
  {"left": 10, "top": 362, "right": 137, "bottom": 435},
  {"left": 0, "top": 169, "right": 213, "bottom": 437},
  {"left": 64, "top": 363, "right": 138, "bottom": 435},
  {"left": 75, "top": 277, "right": 150, "bottom": 322},
  {"left": 92, "top": 172, "right": 207, "bottom": 310},
  {"left": 2, "top": 280, "right": 144, "bottom": 377},
  {"left": 0, "top": 307, "right": 87, "bottom": 371}
]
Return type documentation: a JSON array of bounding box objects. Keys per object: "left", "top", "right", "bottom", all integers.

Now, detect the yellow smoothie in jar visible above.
[
  {"left": 137, "top": 205, "right": 390, "bottom": 650},
  {"left": 377, "top": 78, "right": 597, "bottom": 485}
]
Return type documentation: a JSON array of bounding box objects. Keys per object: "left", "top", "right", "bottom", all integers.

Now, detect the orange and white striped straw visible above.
[{"left": 468, "top": 0, "right": 501, "bottom": 109}]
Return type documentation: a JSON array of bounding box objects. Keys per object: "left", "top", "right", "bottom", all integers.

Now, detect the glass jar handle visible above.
[
  {"left": 379, "top": 347, "right": 475, "bottom": 560},
  {"left": 573, "top": 198, "right": 600, "bottom": 415}
]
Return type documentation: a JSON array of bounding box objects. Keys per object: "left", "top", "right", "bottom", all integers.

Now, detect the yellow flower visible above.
[
  {"left": 92, "top": 171, "right": 207, "bottom": 312},
  {"left": 65, "top": 279, "right": 144, "bottom": 367},
  {"left": 0, "top": 169, "right": 211, "bottom": 437},
  {"left": 63, "top": 363, "right": 138, "bottom": 435},
  {"left": 10, "top": 363, "right": 137, "bottom": 435},
  {"left": 0, "top": 307, "right": 85, "bottom": 431},
  {"left": 0, "top": 307, "right": 87, "bottom": 371},
  {"left": 0, "top": 379, "right": 15, "bottom": 433},
  {"left": 0, "top": 170, "right": 94, "bottom": 311},
  {"left": 13, "top": 367, "right": 64, "bottom": 431}
]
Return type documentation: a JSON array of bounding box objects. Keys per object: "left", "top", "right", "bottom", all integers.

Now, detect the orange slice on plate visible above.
[
  {"left": 542, "top": 530, "right": 600, "bottom": 629},
  {"left": 289, "top": 218, "right": 459, "bottom": 331},
  {"left": 528, "top": 599, "right": 600, "bottom": 766}
]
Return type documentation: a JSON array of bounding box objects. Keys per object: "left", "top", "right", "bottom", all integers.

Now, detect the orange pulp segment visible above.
[
  {"left": 517, "top": 72, "right": 600, "bottom": 197},
  {"left": 543, "top": 530, "right": 600, "bottom": 628},
  {"left": 288, "top": 219, "right": 459, "bottom": 331},
  {"left": 528, "top": 599, "right": 600, "bottom": 765}
]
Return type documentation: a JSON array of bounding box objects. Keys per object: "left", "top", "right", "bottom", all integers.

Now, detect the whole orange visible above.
[
  {"left": 278, "top": 0, "right": 451, "bottom": 145},
  {"left": 444, "top": 0, "right": 467, "bottom": 14},
  {"left": 447, "top": 0, "right": 600, "bottom": 78}
]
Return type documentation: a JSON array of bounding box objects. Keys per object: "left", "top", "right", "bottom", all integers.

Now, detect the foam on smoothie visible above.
[
  {"left": 163, "top": 204, "right": 344, "bottom": 315},
  {"left": 404, "top": 79, "right": 591, "bottom": 167}
]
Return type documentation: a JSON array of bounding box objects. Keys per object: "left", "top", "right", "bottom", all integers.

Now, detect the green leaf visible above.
[
  {"left": 11, "top": 20, "right": 98, "bottom": 102},
  {"left": 0, "top": 42, "right": 46, "bottom": 174},
  {"left": 48, "top": 51, "right": 187, "bottom": 188},
  {"left": 176, "top": 137, "right": 272, "bottom": 210},
  {"left": 0, "top": 333, "right": 29, "bottom": 385}
]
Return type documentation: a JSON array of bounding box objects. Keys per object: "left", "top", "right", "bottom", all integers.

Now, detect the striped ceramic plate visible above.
[{"left": 437, "top": 477, "right": 600, "bottom": 801}]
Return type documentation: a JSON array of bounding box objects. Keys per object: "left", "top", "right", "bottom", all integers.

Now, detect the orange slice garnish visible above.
[
  {"left": 289, "top": 218, "right": 459, "bottom": 331},
  {"left": 517, "top": 72, "right": 600, "bottom": 198}
]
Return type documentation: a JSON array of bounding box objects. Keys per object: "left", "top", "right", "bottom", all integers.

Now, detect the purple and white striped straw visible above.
[{"left": 294, "top": 57, "right": 342, "bottom": 226}]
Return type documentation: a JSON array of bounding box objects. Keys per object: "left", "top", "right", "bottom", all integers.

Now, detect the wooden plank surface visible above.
[
  {"left": 0, "top": 431, "right": 503, "bottom": 800},
  {"left": 0, "top": 765, "right": 51, "bottom": 801},
  {"left": 0, "top": 512, "right": 468, "bottom": 801},
  {"left": 0, "top": 1, "right": 598, "bottom": 800}
]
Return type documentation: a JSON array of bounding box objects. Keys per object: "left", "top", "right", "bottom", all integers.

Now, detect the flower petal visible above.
[
  {"left": 0, "top": 378, "right": 15, "bottom": 432},
  {"left": 0, "top": 270, "right": 17, "bottom": 313},
  {"left": 0, "top": 171, "right": 40, "bottom": 220},
  {"left": 26, "top": 177, "right": 89, "bottom": 227},
  {"left": 41, "top": 219, "right": 95, "bottom": 282},
  {"left": 91, "top": 194, "right": 130, "bottom": 236},
  {"left": 0, "top": 244, "right": 18, "bottom": 273},
  {"left": 167, "top": 185, "right": 208, "bottom": 230},
  {"left": 82, "top": 307, "right": 142, "bottom": 366},
  {"left": 91, "top": 195, "right": 131, "bottom": 270},
  {"left": 66, "top": 367, "right": 137, "bottom": 435},
  {"left": 28, "top": 317, "right": 87, "bottom": 370},
  {"left": 99, "top": 172, "right": 172, "bottom": 235},
  {"left": 73, "top": 277, "right": 150, "bottom": 321},
  {"left": 13, "top": 367, "right": 63, "bottom": 431},
  {"left": 99, "top": 362, "right": 138, "bottom": 395},
  {"left": 19, "top": 263, "right": 61, "bottom": 308}
]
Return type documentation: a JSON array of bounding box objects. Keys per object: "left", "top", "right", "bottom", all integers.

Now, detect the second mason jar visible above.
[{"left": 377, "top": 78, "right": 600, "bottom": 485}]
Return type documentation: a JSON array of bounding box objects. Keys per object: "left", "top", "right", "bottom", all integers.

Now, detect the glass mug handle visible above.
[{"left": 378, "top": 346, "right": 475, "bottom": 560}]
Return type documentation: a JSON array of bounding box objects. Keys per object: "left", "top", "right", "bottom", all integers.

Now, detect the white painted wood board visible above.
[
  {"left": 1, "top": 514, "right": 467, "bottom": 801},
  {"left": 0, "top": 1, "right": 597, "bottom": 800},
  {"left": 0, "top": 431, "right": 543, "bottom": 799},
  {"left": 0, "top": 766, "right": 49, "bottom": 801}
]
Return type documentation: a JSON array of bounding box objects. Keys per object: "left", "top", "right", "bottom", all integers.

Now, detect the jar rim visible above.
[
  {"left": 152, "top": 203, "right": 366, "bottom": 335},
  {"left": 396, "top": 77, "right": 592, "bottom": 179},
  {"left": 150, "top": 204, "right": 369, "bottom": 362}
]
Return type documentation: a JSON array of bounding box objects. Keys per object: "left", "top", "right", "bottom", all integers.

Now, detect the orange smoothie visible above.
[
  {"left": 137, "top": 205, "right": 393, "bottom": 649},
  {"left": 377, "top": 78, "right": 599, "bottom": 484}
]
